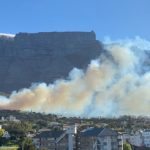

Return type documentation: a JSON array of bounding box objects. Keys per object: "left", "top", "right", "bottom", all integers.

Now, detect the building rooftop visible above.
[
  {"left": 98, "top": 128, "right": 118, "bottom": 137},
  {"left": 80, "top": 127, "right": 118, "bottom": 137},
  {"left": 34, "top": 130, "right": 65, "bottom": 139},
  {"left": 80, "top": 127, "right": 104, "bottom": 137},
  {"left": 144, "top": 129, "right": 150, "bottom": 132}
]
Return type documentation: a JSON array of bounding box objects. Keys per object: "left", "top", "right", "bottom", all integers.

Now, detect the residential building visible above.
[
  {"left": 0, "top": 125, "right": 10, "bottom": 139},
  {"left": 2, "top": 131, "right": 11, "bottom": 139},
  {"left": 78, "top": 127, "right": 122, "bottom": 150},
  {"left": 122, "top": 129, "right": 150, "bottom": 148},
  {"left": 9, "top": 115, "right": 20, "bottom": 122},
  {"left": 33, "top": 126, "right": 123, "bottom": 150},
  {"left": 78, "top": 127, "right": 100, "bottom": 150},
  {"left": 129, "top": 131, "right": 143, "bottom": 147},
  {"left": 142, "top": 130, "right": 150, "bottom": 148},
  {"left": 1, "top": 116, "right": 5, "bottom": 121},
  {"left": 0, "top": 116, "right": 20, "bottom": 122},
  {"left": 33, "top": 125, "right": 77, "bottom": 150},
  {"left": 33, "top": 130, "right": 68, "bottom": 150}
]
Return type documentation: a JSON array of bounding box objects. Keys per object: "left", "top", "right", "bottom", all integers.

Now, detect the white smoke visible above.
[{"left": 0, "top": 37, "right": 150, "bottom": 117}]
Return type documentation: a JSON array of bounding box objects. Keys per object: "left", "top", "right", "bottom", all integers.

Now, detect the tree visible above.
[
  {"left": 4, "top": 122, "right": 33, "bottom": 138},
  {"left": 123, "top": 142, "right": 132, "bottom": 150},
  {"left": 0, "top": 128, "right": 5, "bottom": 146},
  {"left": 0, "top": 128, "right": 5, "bottom": 137},
  {"left": 20, "top": 137, "right": 35, "bottom": 150}
]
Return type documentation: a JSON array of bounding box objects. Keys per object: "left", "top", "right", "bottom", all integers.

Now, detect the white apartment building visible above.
[
  {"left": 142, "top": 130, "right": 150, "bottom": 148},
  {"left": 129, "top": 131, "right": 143, "bottom": 147},
  {"left": 122, "top": 129, "right": 150, "bottom": 148}
]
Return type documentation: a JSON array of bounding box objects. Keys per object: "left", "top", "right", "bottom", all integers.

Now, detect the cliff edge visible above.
[{"left": 0, "top": 31, "right": 103, "bottom": 92}]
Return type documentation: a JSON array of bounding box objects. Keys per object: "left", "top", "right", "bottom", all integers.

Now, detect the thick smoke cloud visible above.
[{"left": 0, "top": 37, "right": 150, "bottom": 117}]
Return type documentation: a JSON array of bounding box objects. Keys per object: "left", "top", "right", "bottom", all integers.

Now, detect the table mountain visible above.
[{"left": 0, "top": 31, "right": 103, "bottom": 92}]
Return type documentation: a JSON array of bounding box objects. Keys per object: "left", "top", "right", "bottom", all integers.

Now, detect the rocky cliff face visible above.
[{"left": 0, "top": 31, "right": 103, "bottom": 92}]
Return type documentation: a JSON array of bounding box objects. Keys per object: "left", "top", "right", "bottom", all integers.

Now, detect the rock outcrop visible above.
[{"left": 0, "top": 31, "right": 103, "bottom": 92}]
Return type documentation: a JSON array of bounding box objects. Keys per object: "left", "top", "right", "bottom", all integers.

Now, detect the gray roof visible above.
[
  {"left": 144, "top": 129, "right": 150, "bottom": 132},
  {"left": 34, "top": 127, "right": 118, "bottom": 139},
  {"left": 98, "top": 128, "right": 118, "bottom": 137},
  {"left": 80, "top": 127, "right": 104, "bottom": 137},
  {"left": 34, "top": 130, "right": 65, "bottom": 139},
  {"left": 80, "top": 127, "right": 118, "bottom": 137}
]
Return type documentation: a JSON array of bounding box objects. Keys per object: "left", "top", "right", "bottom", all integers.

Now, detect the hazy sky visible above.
[{"left": 0, "top": 0, "right": 150, "bottom": 40}]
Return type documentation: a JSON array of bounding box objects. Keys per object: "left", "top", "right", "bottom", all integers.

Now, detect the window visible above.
[{"left": 103, "top": 142, "right": 107, "bottom": 146}]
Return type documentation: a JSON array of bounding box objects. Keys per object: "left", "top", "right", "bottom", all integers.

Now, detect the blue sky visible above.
[{"left": 0, "top": 0, "right": 150, "bottom": 40}]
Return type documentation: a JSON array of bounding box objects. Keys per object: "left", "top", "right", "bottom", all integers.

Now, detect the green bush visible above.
[{"left": 123, "top": 142, "right": 132, "bottom": 150}]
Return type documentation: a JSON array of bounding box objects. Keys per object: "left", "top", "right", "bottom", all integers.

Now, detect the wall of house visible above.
[
  {"left": 33, "top": 137, "right": 56, "bottom": 150},
  {"left": 142, "top": 130, "right": 150, "bottom": 147},
  {"left": 79, "top": 136, "right": 96, "bottom": 150},
  {"left": 129, "top": 134, "right": 143, "bottom": 147},
  {"left": 56, "top": 136, "right": 68, "bottom": 150},
  {"left": 97, "top": 136, "right": 119, "bottom": 150}
]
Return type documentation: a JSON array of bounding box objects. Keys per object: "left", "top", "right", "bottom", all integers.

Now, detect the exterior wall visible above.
[
  {"left": 142, "top": 130, "right": 150, "bottom": 147},
  {"left": 33, "top": 136, "right": 68, "bottom": 150},
  {"left": 56, "top": 136, "right": 68, "bottom": 150},
  {"left": 122, "top": 130, "right": 150, "bottom": 148},
  {"left": 129, "top": 134, "right": 143, "bottom": 147},
  {"left": 122, "top": 132, "right": 144, "bottom": 147},
  {"left": 33, "top": 128, "right": 121, "bottom": 150},
  {"left": 79, "top": 135, "right": 119, "bottom": 150},
  {"left": 122, "top": 133, "right": 130, "bottom": 143},
  {"left": 118, "top": 135, "right": 123, "bottom": 150},
  {"left": 33, "top": 137, "right": 56, "bottom": 150},
  {"left": 97, "top": 136, "right": 119, "bottom": 150},
  {"left": 2, "top": 131, "right": 10, "bottom": 139},
  {"left": 79, "top": 136, "right": 96, "bottom": 150}
]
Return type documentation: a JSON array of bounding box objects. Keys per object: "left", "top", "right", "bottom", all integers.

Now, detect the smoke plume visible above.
[{"left": 0, "top": 37, "right": 150, "bottom": 117}]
